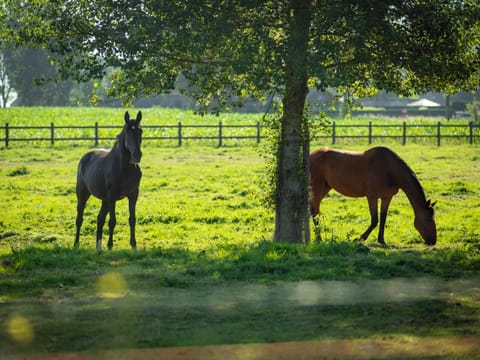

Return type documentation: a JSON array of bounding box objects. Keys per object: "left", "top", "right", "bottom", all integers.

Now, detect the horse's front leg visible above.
[
  {"left": 357, "top": 196, "right": 378, "bottom": 241},
  {"left": 377, "top": 196, "right": 393, "bottom": 245},
  {"left": 107, "top": 198, "right": 117, "bottom": 250},
  {"left": 96, "top": 201, "right": 108, "bottom": 251},
  {"left": 128, "top": 190, "right": 138, "bottom": 249}
]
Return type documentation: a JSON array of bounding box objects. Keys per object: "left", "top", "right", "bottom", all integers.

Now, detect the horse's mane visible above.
[
  {"left": 116, "top": 125, "right": 126, "bottom": 141},
  {"left": 389, "top": 149, "right": 427, "bottom": 202},
  {"left": 114, "top": 124, "right": 127, "bottom": 148}
]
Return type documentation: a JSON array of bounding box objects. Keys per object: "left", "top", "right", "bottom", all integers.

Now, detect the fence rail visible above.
[{"left": 2, "top": 121, "right": 479, "bottom": 147}]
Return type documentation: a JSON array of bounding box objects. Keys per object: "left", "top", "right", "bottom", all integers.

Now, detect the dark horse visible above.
[
  {"left": 75, "top": 111, "right": 143, "bottom": 250},
  {"left": 310, "top": 146, "right": 436, "bottom": 245}
]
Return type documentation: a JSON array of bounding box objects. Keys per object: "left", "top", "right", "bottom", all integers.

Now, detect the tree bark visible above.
[{"left": 273, "top": 0, "right": 311, "bottom": 243}]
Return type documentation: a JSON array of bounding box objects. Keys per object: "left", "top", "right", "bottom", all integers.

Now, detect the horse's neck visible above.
[{"left": 111, "top": 138, "right": 130, "bottom": 168}]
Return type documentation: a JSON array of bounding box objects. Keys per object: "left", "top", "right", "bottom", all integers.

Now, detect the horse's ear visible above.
[
  {"left": 430, "top": 200, "right": 437, "bottom": 208},
  {"left": 124, "top": 111, "right": 130, "bottom": 124},
  {"left": 136, "top": 111, "right": 142, "bottom": 124}
]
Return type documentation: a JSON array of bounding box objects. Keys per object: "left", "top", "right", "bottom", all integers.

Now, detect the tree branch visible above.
[{"left": 152, "top": 51, "right": 227, "bottom": 66}]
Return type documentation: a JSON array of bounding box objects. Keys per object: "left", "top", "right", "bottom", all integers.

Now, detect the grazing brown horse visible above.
[
  {"left": 75, "top": 111, "right": 143, "bottom": 251},
  {"left": 310, "top": 146, "right": 436, "bottom": 245}
]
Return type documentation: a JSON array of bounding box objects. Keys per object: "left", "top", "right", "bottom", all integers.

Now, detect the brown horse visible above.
[{"left": 310, "top": 146, "right": 436, "bottom": 245}]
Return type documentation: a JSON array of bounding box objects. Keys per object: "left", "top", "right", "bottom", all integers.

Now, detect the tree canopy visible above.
[
  {"left": 3, "top": 1, "right": 478, "bottom": 104},
  {"left": 1, "top": 0, "right": 479, "bottom": 242}
]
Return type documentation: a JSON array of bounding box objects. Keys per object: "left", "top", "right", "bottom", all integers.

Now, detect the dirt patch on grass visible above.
[{"left": 5, "top": 336, "right": 480, "bottom": 360}]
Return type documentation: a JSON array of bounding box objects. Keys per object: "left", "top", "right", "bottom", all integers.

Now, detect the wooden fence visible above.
[
  {"left": 1, "top": 121, "right": 479, "bottom": 147},
  {"left": 328, "top": 121, "right": 479, "bottom": 146}
]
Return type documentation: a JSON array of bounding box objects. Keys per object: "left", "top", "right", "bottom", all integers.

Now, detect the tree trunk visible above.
[{"left": 273, "top": 0, "right": 311, "bottom": 243}]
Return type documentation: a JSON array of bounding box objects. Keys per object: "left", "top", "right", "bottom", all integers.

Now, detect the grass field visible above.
[{"left": 0, "top": 107, "right": 479, "bottom": 358}]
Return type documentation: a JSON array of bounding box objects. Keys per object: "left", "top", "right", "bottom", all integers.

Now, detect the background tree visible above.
[
  {"left": 0, "top": 50, "right": 14, "bottom": 108},
  {"left": 2, "top": 0, "right": 479, "bottom": 243},
  {"left": 2, "top": 47, "right": 74, "bottom": 106}
]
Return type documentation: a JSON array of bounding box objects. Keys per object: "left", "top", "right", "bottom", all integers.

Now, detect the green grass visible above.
[
  {"left": 0, "top": 107, "right": 479, "bottom": 357},
  {"left": 0, "top": 107, "right": 264, "bottom": 126}
]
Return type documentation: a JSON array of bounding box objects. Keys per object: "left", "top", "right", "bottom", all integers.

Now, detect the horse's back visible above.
[
  {"left": 78, "top": 150, "right": 108, "bottom": 173},
  {"left": 363, "top": 146, "right": 405, "bottom": 175},
  {"left": 311, "top": 146, "right": 398, "bottom": 171},
  {"left": 310, "top": 148, "right": 370, "bottom": 196},
  {"left": 310, "top": 146, "right": 402, "bottom": 197},
  {"left": 363, "top": 146, "right": 397, "bottom": 160}
]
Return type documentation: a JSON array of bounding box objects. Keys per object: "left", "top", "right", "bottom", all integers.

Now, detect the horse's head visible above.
[
  {"left": 414, "top": 199, "right": 437, "bottom": 246},
  {"left": 123, "top": 111, "right": 143, "bottom": 164}
]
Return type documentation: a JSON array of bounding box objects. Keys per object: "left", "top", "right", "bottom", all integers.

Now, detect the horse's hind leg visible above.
[
  {"left": 357, "top": 196, "right": 378, "bottom": 242},
  {"left": 74, "top": 184, "right": 90, "bottom": 248},
  {"left": 310, "top": 181, "right": 330, "bottom": 240},
  {"left": 96, "top": 201, "right": 108, "bottom": 251},
  {"left": 128, "top": 190, "right": 139, "bottom": 249},
  {"left": 107, "top": 199, "right": 116, "bottom": 250}
]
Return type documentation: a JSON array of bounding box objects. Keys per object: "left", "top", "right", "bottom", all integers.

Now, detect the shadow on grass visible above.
[
  {"left": 1, "top": 240, "right": 480, "bottom": 294},
  {"left": 1, "top": 241, "right": 479, "bottom": 355}
]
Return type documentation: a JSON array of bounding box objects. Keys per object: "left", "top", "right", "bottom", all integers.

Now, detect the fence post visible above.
[
  {"left": 332, "top": 121, "right": 336, "bottom": 144},
  {"left": 178, "top": 122, "right": 182, "bottom": 147},
  {"left": 256, "top": 122, "right": 261, "bottom": 144},
  {"left": 368, "top": 121, "right": 372, "bottom": 144},
  {"left": 50, "top": 122, "right": 55, "bottom": 145},
  {"left": 5, "top": 123, "right": 9, "bottom": 148},
  {"left": 402, "top": 121, "right": 406, "bottom": 145},
  {"left": 218, "top": 121, "right": 223, "bottom": 147},
  {"left": 95, "top": 122, "right": 99, "bottom": 146},
  {"left": 469, "top": 121, "right": 473, "bottom": 145},
  {"left": 437, "top": 122, "right": 441, "bottom": 146}
]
